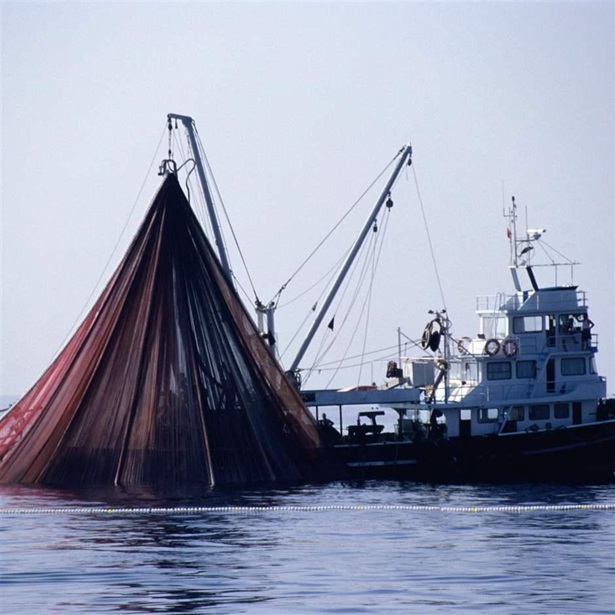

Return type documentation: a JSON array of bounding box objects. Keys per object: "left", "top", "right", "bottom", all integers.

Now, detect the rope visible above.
[
  {"left": 172, "top": 130, "right": 197, "bottom": 211},
  {"left": 271, "top": 153, "right": 400, "bottom": 305},
  {"left": 300, "top": 232, "right": 374, "bottom": 383},
  {"left": 357, "top": 207, "right": 394, "bottom": 384},
  {"left": 277, "top": 255, "right": 345, "bottom": 310},
  {"left": 49, "top": 124, "right": 169, "bottom": 364},
  {"left": 324, "top": 209, "right": 393, "bottom": 387},
  {"left": 278, "top": 257, "right": 348, "bottom": 363},
  {"left": 323, "top": 257, "right": 375, "bottom": 387},
  {"left": 194, "top": 131, "right": 260, "bottom": 304},
  {"left": 537, "top": 238, "right": 576, "bottom": 265},
  {"left": 309, "top": 344, "right": 399, "bottom": 368},
  {"left": 278, "top": 313, "right": 313, "bottom": 365},
  {"left": 306, "top": 231, "right": 377, "bottom": 384},
  {"left": 314, "top": 353, "right": 397, "bottom": 372},
  {"left": 1, "top": 503, "right": 613, "bottom": 516},
  {"left": 356, "top": 222, "right": 379, "bottom": 385},
  {"left": 412, "top": 163, "right": 447, "bottom": 312},
  {"left": 278, "top": 254, "right": 349, "bottom": 363}
]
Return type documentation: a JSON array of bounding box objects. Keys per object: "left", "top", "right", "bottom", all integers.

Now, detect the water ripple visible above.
[{"left": 1, "top": 481, "right": 614, "bottom": 613}]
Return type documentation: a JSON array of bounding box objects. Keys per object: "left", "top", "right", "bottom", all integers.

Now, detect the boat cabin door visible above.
[{"left": 459, "top": 409, "right": 471, "bottom": 438}]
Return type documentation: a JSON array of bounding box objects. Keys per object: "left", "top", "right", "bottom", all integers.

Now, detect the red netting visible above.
[{"left": 0, "top": 174, "right": 320, "bottom": 487}]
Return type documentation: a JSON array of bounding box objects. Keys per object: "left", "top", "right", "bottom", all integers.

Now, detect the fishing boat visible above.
[
  {"left": 295, "top": 158, "right": 615, "bottom": 482},
  {"left": 126, "top": 119, "right": 615, "bottom": 483},
  {"left": 306, "top": 289, "right": 615, "bottom": 482}
]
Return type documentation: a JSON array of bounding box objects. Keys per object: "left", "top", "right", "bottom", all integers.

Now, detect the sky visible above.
[{"left": 1, "top": 1, "right": 613, "bottom": 400}]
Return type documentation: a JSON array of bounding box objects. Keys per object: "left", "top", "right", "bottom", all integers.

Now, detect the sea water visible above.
[{"left": 1, "top": 481, "right": 614, "bottom": 614}]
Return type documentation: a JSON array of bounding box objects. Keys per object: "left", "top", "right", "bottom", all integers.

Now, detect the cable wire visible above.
[
  {"left": 412, "top": 163, "right": 447, "bottom": 311},
  {"left": 50, "top": 124, "right": 168, "bottom": 362},
  {"left": 271, "top": 154, "right": 400, "bottom": 305},
  {"left": 194, "top": 131, "right": 260, "bottom": 303}
]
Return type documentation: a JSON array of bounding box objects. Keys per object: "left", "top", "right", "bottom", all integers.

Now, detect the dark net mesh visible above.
[{"left": 0, "top": 174, "right": 320, "bottom": 487}]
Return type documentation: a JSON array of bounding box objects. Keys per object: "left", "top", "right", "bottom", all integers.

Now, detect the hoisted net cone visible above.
[{"left": 0, "top": 174, "right": 320, "bottom": 487}]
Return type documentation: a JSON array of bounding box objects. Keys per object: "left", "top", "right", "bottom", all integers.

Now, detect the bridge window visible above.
[
  {"left": 478, "top": 408, "right": 499, "bottom": 423},
  {"left": 561, "top": 357, "right": 586, "bottom": 376},
  {"left": 513, "top": 316, "right": 543, "bottom": 334},
  {"left": 482, "top": 316, "right": 507, "bottom": 339},
  {"left": 487, "top": 361, "right": 511, "bottom": 380},
  {"left": 516, "top": 360, "right": 537, "bottom": 379},
  {"left": 529, "top": 404, "right": 550, "bottom": 420},
  {"left": 509, "top": 405, "right": 525, "bottom": 421},
  {"left": 590, "top": 357, "right": 598, "bottom": 374}
]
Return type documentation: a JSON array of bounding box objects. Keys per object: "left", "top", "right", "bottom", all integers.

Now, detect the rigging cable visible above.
[
  {"left": 194, "top": 130, "right": 260, "bottom": 304},
  {"left": 172, "top": 126, "right": 215, "bottom": 243},
  {"left": 278, "top": 256, "right": 346, "bottom": 361},
  {"left": 310, "top": 343, "right": 400, "bottom": 368},
  {"left": 50, "top": 124, "right": 169, "bottom": 362},
  {"left": 316, "top": 351, "right": 405, "bottom": 373},
  {"left": 534, "top": 238, "right": 577, "bottom": 285},
  {"left": 536, "top": 238, "right": 576, "bottom": 265},
  {"left": 397, "top": 328, "right": 440, "bottom": 361},
  {"left": 171, "top": 128, "right": 198, "bottom": 210},
  {"left": 357, "top": 206, "right": 393, "bottom": 385},
  {"left": 304, "top": 236, "right": 367, "bottom": 383},
  {"left": 304, "top": 226, "right": 378, "bottom": 384},
  {"left": 278, "top": 308, "right": 321, "bottom": 363},
  {"left": 356, "top": 251, "right": 376, "bottom": 386},
  {"left": 277, "top": 254, "right": 346, "bottom": 310},
  {"left": 306, "top": 215, "right": 383, "bottom": 385},
  {"left": 323, "top": 205, "right": 394, "bottom": 387},
  {"left": 412, "top": 163, "right": 447, "bottom": 312},
  {"left": 317, "top": 232, "right": 379, "bottom": 386},
  {"left": 286, "top": 223, "right": 375, "bottom": 375},
  {"left": 270, "top": 153, "right": 400, "bottom": 307}
]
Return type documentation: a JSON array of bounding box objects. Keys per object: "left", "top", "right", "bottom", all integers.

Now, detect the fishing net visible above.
[{"left": 0, "top": 174, "right": 320, "bottom": 487}]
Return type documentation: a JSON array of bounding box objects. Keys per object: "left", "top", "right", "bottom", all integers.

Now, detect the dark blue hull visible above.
[{"left": 325, "top": 420, "right": 615, "bottom": 483}]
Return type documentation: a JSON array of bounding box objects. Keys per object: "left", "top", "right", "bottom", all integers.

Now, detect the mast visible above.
[
  {"left": 289, "top": 144, "right": 413, "bottom": 375},
  {"left": 167, "top": 113, "right": 233, "bottom": 282}
]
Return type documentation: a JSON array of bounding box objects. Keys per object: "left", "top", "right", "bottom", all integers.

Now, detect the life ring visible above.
[
  {"left": 457, "top": 337, "right": 472, "bottom": 354},
  {"left": 502, "top": 337, "right": 518, "bottom": 357},
  {"left": 485, "top": 338, "right": 500, "bottom": 356}
]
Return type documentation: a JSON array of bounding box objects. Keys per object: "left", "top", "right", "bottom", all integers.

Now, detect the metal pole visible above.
[
  {"left": 289, "top": 144, "right": 412, "bottom": 374},
  {"left": 168, "top": 113, "right": 233, "bottom": 281},
  {"left": 266, "top": 302, "right": 277, "bottom": 355}
]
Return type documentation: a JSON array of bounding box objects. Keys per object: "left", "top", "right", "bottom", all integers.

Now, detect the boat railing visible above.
[
  {"left": 481, "top": 372, "right": 606, "bottom": 402},
  {"left": 476, "top": 289, "right": 588, "bottom": 313},
  {"left": 546, "top": 333, "right": 599, "bottom": 352},
  {"left": 476, "top": 295, "right": 507, "bottom": 312}
]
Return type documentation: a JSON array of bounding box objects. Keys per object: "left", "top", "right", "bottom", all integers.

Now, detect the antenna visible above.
[{"left": 501, "top": 181, "right": 506, "bottom": 217}]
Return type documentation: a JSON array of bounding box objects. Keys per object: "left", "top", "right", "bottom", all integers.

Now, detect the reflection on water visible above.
[{"left": 1, "top": 481, "right": 614, "bottom": 613}]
